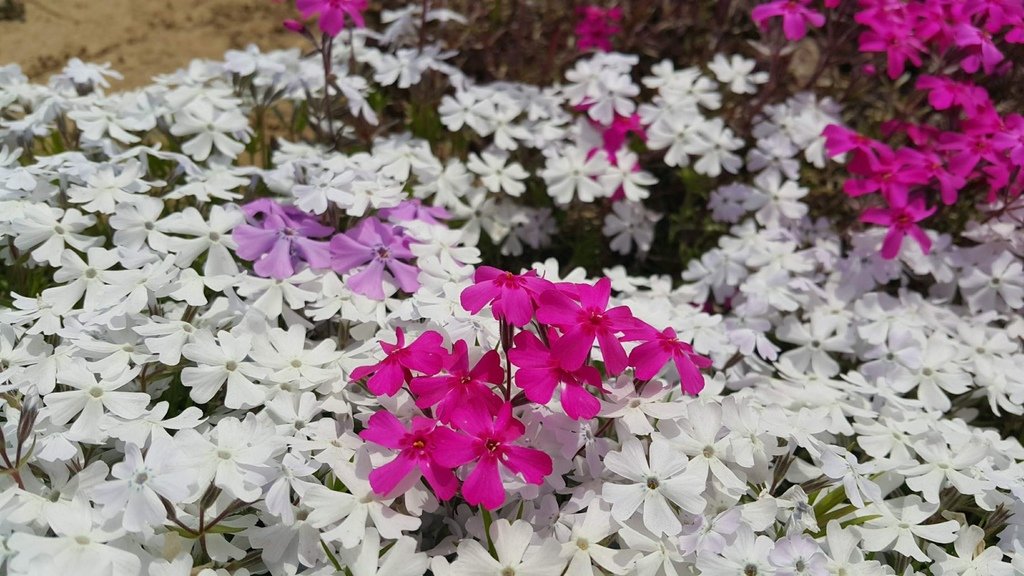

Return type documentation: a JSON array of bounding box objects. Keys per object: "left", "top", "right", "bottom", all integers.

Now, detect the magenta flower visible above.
[
  {"left": 842, "top": 146, "right": 931, "bottom": 199},
  {"left": 751, "top": 0, "right": 826, "bottom": 41},
  {"left": 915, "top": 76, "right": 991, "bottom": 117},
  {"left": 822, "top": 125, "right": 886, "bottom": 159},
  {"left": 954, "top": 23, "right": 1005, "bottom": 74},
  {"left": 232, "top": 199, "right": 332, "bottom": 280},
  {"left": 330, "top": 218, "right": 421, "bottom": 300},
  {"left": 460, "top": 267, "right": 555, "bottom": 328},
  {"left": 992, "top": 113, "right": 1024, "bottom": 167},
  {"left": 350, "top": 328, "right": 446, "bottom": 396},
  {"left": 433, "top": 403, "right": 552, "bottom": 510},
  {"left": 360, "top": 411, "right": 463, "bottom": 500},
  {"left": 575, "top": 6, "right": 622, "bottom": 52},
  {"left": 507, "top": 330, "right": 603, "bottom": 420},
  {"left": 625, "top": 326, "right": 712, "bottom": 395},
  {"left": 534, "top": 278, "right": 640, "bottom": 375},
  {"left": 295, "top": 0, "right": 368, "bottom": 36},
  {"left": 409, "top": 340, "right": 504, "bottom": 426},
  {"left": 858, "top": 22, "right": 925, "bottom": 79},
  {"left": 860, "top": 193, "right": 936, "bottom": 259}
]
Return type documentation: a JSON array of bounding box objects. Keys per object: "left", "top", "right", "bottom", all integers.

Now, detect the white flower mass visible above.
[{"left": 0, "top": 5, "right": 1023, "bottom": 576}]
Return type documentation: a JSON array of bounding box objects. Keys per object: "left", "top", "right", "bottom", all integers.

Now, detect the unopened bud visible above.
[
  {"left": 283, "top": 19, "right": 306, "bottom": 34},
  {"left": 17, "top": 393, "right": 39, "bottom": 447}
]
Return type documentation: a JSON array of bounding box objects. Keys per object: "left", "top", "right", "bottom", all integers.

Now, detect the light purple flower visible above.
[
  {"left": 330, "top": 218, "right": 420, "bottom": 300},
  {"left": 232, "top": 199, "right": 332, "bottom": 279},
  {"left": 378, "top": 199, "right": 451, "bottom": 226}
]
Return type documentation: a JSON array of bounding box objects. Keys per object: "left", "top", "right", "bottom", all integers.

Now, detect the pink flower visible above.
[
  {"left": 936, "top": 113, "right": 1003, "bottom": 181},
  {"left": 822, "top": 125, "right": 885, "bottom": 159},
  {"left": 953, "top": 23, "right": 1005, "bottom": 74},
  {"left": 409, "top": 340, "right": 504, "bottom": 426},
  {"left": 460, "top": 267, "right": 555, "bottom": 328},
  {"left": 330, "top": 218, "right": 421, "bottom": 300},
  {"left": 232, "top": 199, "right": 332, "bottom": 279},
  {"left": 360, "top": 411, "right": 463, "bottom": 500},
  {"left": 433, "top": 403, "right": 552, "bottom": 510},
  {"left": 295, "top": 0, "right": 368, "bottom": 36},
  {"left": 535, "top": 279, "right": 643, "bottom": 376},
  {"left": 598, "top": 113, "right": 647, "bottom": 162},
  {"left": 992, "top": 113, "right": 1024, "bottom": 167},
  {"left": 507, "top": 330, "right": 603, "bottom": 420},
  {"left": 751, "top": 0, "right": 826, "bottom": 41},
  {"left": 350, "top": 328, "right": 445, "bottom": 396},
  {"left": 915, "top": 76, "right": 991, "bottom": 117},
  {"left": 858, "top": 22, "right": 926, "bottom": 79},
  {"left": 842, "top": 146, "right": 931, "bottom": 199},
  {"left": 625, "top": 326, "right": 712, "bottom": 395},
  {"left": 575, "top": 6, "right": 622, "bottom": 52},
  {"left": 860, "top": 193, "right": 936, "bottom": 259}
]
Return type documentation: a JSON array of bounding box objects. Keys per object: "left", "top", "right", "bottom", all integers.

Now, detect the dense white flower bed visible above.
[{"left": 1, "top": 6, "right": 1024, "bottom": 576}]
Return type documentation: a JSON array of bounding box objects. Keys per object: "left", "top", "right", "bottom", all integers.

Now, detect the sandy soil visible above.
[{"left": 0, "top": 0, "right": 307, "bottom": 89}]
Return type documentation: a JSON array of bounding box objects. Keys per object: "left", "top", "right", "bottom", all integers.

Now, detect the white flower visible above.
[
  {"left": 337, "top": 529, "right": 430, "bottom": 576},
  {"left": 91, "top": 435, "right": 192, "bottom": 532},
  {"left": 540, "top": 146, "right": 611, "bottom": 204},
  {"left": 181, "top": 329, "right": 268, "bottom": 408},
  {"left": 170, "top": 100, "right": 249, "bottom": 161},
  {"left": 557, "top": 503, "right": 638, "bottom": 576},
  {"left": 770, "top": 534, "right": 828, "bottom": 576},
  {"left": 159, "top": 204, "right": 243, "bottom": 276},
  {"left": 10, "top": 205, "right": 99, "bottom": 267},
  {"left": 598, "top": 151, "right": 657, "bottom": 202},
  {"left": 602, "top": 438, "right": 706, "bottom": 536},
  {"left": 43, "top": 360, "right": 148, "bottom": 442},
  {"left": 859, "top": 495, "right": 959, "bottom": 562},
  {"left": 685, "top": 118, "right": 744, "bottom": 177},
  {"left": 603, "top": 200, "right": 662, "bottom": 256},
  {"left": 451, "top": 518, "right": 565, "bottom": 576},
  {"left": 9, "top": 501, "right": 141, "bottom": 575},
  {"left": 66, "top": 161, "right": 154, "bottom": 214},
  {"left": 899, "top": 437, "right": 991, "bottom": 503},
  {"left": 696, "top": 525, "right": 775, "bottom": 576},
  {"left": 708, "top": 53, "right": 768, "bottom": 95},
  {"left": 822, "top": 521, "right": 884, "bottom": 576},
  {"left": 927, "top": 524, "right": 1014, "bottom": 576},
  {"left": 467, "top": 151, "right": 529, "bottom": 197}
]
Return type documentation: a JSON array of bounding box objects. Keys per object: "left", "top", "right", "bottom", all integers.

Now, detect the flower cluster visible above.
[
  {"left": 575, "top": 5, "right": 623, "bottom": 52},
  {"left": 753, "top": 0, "right": 1024, "bottom": 258},
  {"left": 354, "top": 268, "right": 710, "bottom": 509}
]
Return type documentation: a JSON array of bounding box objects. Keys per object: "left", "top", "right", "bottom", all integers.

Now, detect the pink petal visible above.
[
  {"left": 360, "top": 411, "right": 407, "bottom": 449},
  {"left": 499, "top": 285, "right": 536, "bottom": 327},
  {"left": 880, "top": 227, "right": 906, "bottom": 260},
  {"left": 232, "top": 225, "right": 280, "bottom": 261},
  {"left": 502, "top": 446, "right": 553, "bottom": 484},
  {"left": 596, "top": 329, "right": 628, "bottom": 375},
  {"left": 460, "top": 282, "right": 496, "bottom": 315},
  {"left": 535, "top": 288, "right": 581, "bottom": 327},
  {"left": 514, "top": 367, "right": 559, "bottom": 404},
  {"left": 253, "top": 239, "right": 295, "bottom": 279},
  {"left": 387, "top": 259, "right": 421, "bottom": 294},
  {"left": 560, "top": 383, "right": 600, "bottom": 420},
  {"left": 555, "top": 326, "right": 595, "bottom": 371},
  {"left": 368, "top": 453, "right": 417, "bottom": 497},
  {"left": 367, "top": 360, "right": 406, "bottom": 396},
  {"left": 430, "top": 428, "right": 479, "bottom": 468},
  {"left": 347, "top": 260, "right": 387, "bottom": 300},
  {"left": 629, "top": 340, "right": 670, "bottom": 380},
  {"left": 420, "top": 460, "right": 459, "bottom": 501},
  {"left": 462, "top": 458, "right": 505, "bottom": 510}
]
